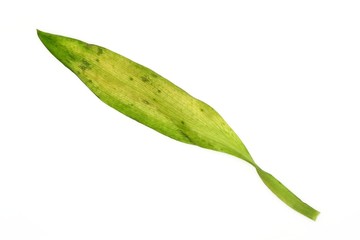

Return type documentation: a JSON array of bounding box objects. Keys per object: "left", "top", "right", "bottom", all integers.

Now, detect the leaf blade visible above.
[{"left": 37, "top": 29, "right": 319, "bottom": 220}]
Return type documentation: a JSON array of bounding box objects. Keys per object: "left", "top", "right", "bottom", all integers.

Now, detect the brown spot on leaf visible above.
[
  {"left": 180, "top": 130, "right": 192, "bottom": 143},
  {"left": 79, "top": 60, "right": 91, "bottom": 71},
  {"left": 141, "top": 76, "right": 150, "bottom": 82}
]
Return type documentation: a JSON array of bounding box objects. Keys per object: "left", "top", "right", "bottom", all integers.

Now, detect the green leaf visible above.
[{"left": 37, "top": 29, "right": 319, "bottom": 220}]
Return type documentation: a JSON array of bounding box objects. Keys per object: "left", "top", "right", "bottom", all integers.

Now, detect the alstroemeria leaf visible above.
[{"left": 37, "top": 30, "right": 319, "bottom": 220}]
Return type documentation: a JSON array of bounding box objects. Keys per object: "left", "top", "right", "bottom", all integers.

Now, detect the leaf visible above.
[{"left": 37, "top": 30, "right": 319, "bottom": 220}]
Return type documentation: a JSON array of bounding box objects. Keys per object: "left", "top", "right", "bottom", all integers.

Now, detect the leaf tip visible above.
[
  {"left": 36, "top": 29, "right": 45, "bottom": 40},
  {"left": 37, "top": 29, "right": 49, "bottom": 47}
]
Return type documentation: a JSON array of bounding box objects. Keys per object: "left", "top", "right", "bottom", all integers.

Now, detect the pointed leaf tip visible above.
[{"left": 37, "top": 29, "right": 46, "bottom": 40}]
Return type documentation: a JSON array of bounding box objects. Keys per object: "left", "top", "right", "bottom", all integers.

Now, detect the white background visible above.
[{"left": 1, "top": 0, "right": 360, "bottom": 239}]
